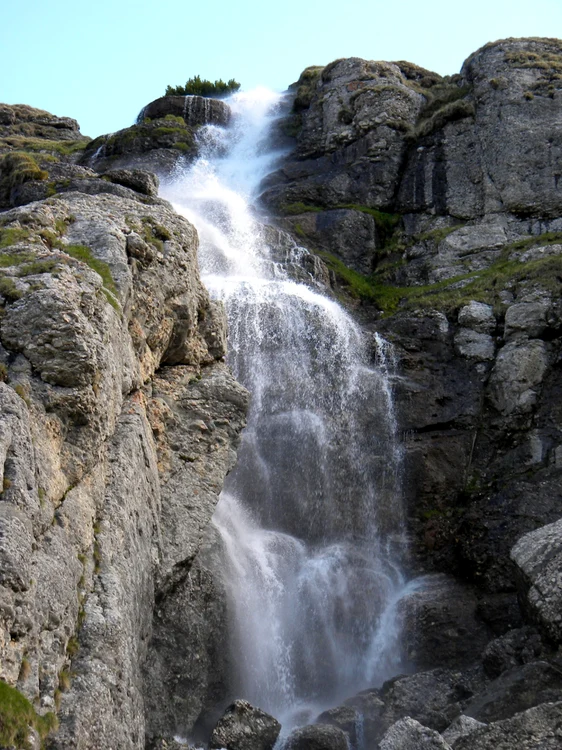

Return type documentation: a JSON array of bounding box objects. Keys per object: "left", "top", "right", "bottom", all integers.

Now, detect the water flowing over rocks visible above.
[{"left": 1, "top": 34, "right": 562, "bottom": 750}]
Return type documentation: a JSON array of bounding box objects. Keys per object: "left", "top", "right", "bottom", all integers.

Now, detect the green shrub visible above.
[
  {"left": 165, "top": 75, "right": 241, "bottom": 98},
  {"left": 0, "top": 679, "right": 58, "bottom": 749}
]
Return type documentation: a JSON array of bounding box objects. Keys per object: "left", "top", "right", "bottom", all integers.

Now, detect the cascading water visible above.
[{"left": 162, "top": 89, "right": 413, "bottom": 730}]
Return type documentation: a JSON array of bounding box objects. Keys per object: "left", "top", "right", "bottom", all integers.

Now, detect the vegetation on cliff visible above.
[
  {"left": 0, "top": 680, "right": 57, "bottom": 749},
  {"left": 164, "top": 75, "right": 240, "bottom": 98}
]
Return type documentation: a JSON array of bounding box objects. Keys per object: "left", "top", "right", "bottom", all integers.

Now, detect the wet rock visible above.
[
  {"left": 343, "top": 689, "right": 385, "bottom": 748},
  {"left": 209, "top": 700, "right": 281, "bottom": 750},
  {"left": 511, "top": 518, "right": 562, "bottom": 644},
  {"left": 464, "top": 661, "right": 562, "bottom": 723},
  {"left": 284, "top": 723, "right": 349, "bottom": 750},
  {"left": 378, "top": 666, "right": 485, "bottom": 736},
  {"left": 454, "top": 701, "right": 562, "bottom": 750},
  {"left": 315, "top": 705, "right": 360, "bottom": 746},
  {"left": 281, "top": 208, "right": 377, "bottom": 275},
  {"left": 482, "top": 627, "right": 544, "bottom": 678},
  {"left": 398, "top": 574, "right": 491, "bottom": 669},
  {"left": 140, "top": 95, "right": 231, "bottom": 128},
  {"left": 379, "top": 717, "right": 452, "bottom": 750}
]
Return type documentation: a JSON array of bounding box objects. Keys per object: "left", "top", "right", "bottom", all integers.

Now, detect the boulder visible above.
[
  {"left": 482, "top": 627, "right": 544, "bottom": 678},
  {"left": 511, "top": 519, "right": 562, "bottom": 644},
  {"left": 103, "top": 168, "right": 159, "bottom": 197},
  {"left": 139, "top": 95, "right": 231, "bottom": 128},
  {"left": 378, "top": 666, "right": 485, "bottom": 735},
  {"left": 209, "top": 700, "right": 281, "bottom": 750},
  {"left": 464, "top": 661, "right": 562, "bottom": 723},
  {"left": 284, "top": 723, "right": 349, "bottom": 750},
  {"left": 454, "top": 701, "right": 562, "bottom": 750},
  {"left": 315, "top": 705, "right": 360, "bottom": 746},
  {"left": 379, "top": 717, "right": 452, "bottom": 750},
  {"left": 442, "top": 714, "right": 486, "bottom": 745}
]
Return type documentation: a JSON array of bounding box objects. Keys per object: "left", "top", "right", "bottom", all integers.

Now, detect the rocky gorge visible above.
[{"left": 0, "top": 35, "right": 561, "bottom": 750}]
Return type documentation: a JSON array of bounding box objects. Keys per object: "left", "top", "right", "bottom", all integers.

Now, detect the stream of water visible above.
[{"left": 162, "top": 90, "right": 413, "bottom": 731}]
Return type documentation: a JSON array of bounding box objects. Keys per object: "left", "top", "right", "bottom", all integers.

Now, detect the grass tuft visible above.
[{"left": 0, "top": 679, "right": 58, "bottom": 749}]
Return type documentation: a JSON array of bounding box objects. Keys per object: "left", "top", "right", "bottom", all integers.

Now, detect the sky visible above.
[{"left": 1, "top": 0, "right": 561, "bottom": 138}]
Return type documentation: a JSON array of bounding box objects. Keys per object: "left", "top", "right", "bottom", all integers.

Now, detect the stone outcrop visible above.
[
  {"left": 80, "top": 95, "right": 230, "bottom": 176},
  {"left": 139, "top": 95, "right": 231, "bottom": 128},
  {"left": 0, "top": 105, "right": 247, "bottom": 748}
]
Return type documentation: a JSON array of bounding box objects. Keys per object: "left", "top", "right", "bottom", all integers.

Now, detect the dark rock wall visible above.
[{"left": 267, "top": 36, "right": 562, "bottom": 634}]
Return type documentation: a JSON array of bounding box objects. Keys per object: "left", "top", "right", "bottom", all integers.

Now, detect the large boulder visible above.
[
  {"left": 284, "top": 723, "right": 349, "bottom": 750},
  {"left": 208, "top": 700, "right": 281, "bottom": 750},
  {"left": 511, "top": 519, "right": 562, "bottom": 644},
  {"left": 464, "top": 661, "right": 562, "bottom": 723},
  {"left": 454, "top": 701, "right": 562, "bottom": 750}
]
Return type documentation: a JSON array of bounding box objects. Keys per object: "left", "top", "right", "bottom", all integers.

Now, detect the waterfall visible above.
[{"left": 162, "top": 89, "right": 411, "bottom": 729}]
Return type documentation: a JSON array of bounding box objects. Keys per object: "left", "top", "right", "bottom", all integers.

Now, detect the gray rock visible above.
[
  {"left": 482, "top": 627, "right": 544, "bottom": 678},
  {"left": 457, "top": 301, "right": 496, "bottom": 333},
  {"left": 454, "top": 328, "right": 495, "bottom": 361},
  {"left": 511, "top": 519, "right": 562, "bottom": 644},
  {"left": 284, "top": 723, "right": 349, "bottom": 750},
  {"left": 282, "top": 208, "right": 377, "bottom": 275},
  {"left": 378, "top": 666, "right": 485, "bottom": 736},
  {"left": 104, "top": 168, "right": 160, "bottom": 197},
  {"left": 315, "top": 705, "right": 360, "bottom": 746},
  {"left": 504, "top": 298, "right": 551, "bottom": 340},
  {"left": 454, "top": 701, "right": 562, "bottom": 750},
  {"left": 379, "top": 717, "right": 452, "bottom": 750},
  {"left": 442, "top": 714, "right": 486, "bottom": 745},
  {"left": 209, "top": 700, "right": 281, "bottom": 750},
  {"left": 464, "top": 661, "right": 562, "bottom": 723},
  {"left": 488, "top": 340, "right": 549, "bottom": 416}
]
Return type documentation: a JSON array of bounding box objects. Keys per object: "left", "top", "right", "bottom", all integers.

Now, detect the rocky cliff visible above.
[
  {"left": 1, "top": 35, "right": 562, "bottom": 750},
  {"left": 0, "top": 103, "right": 247, "bottom": 748},
  {"left": 259, "top": 36, "right": 562, "bottom": 750}
]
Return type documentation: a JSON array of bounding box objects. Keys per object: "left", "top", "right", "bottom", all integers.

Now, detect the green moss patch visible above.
[
  {"left": 62, "top": 245, "right": 119, "bottom": 310},
  {"left": 0, "top": 228, "right": 32, "bottom": 249},
  {"left": 0, "top": 679, "right": 58, "bottom": 749},
  {"left": 316, "top": 231, "right": 562, "bottom": 314}
]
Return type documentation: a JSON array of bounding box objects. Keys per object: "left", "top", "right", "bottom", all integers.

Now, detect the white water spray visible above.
[{"left": 163, "top": 90, "right": 411, "bottom": 728}]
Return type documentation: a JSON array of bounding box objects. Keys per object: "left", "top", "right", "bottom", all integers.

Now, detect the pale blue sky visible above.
[{"left": 1, "top": 0, "right": 561, "bottom": 138}]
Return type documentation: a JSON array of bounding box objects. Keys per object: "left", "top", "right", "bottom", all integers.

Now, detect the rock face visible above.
[
  {"left": 0, "top": 105, "right": 247, "bottom": 749},
  {"left": 267, "top": 36, "right": 562, "bottom": 640},
  {"left": 261, "top": 38, "right": 562, "bottom": 750}
]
